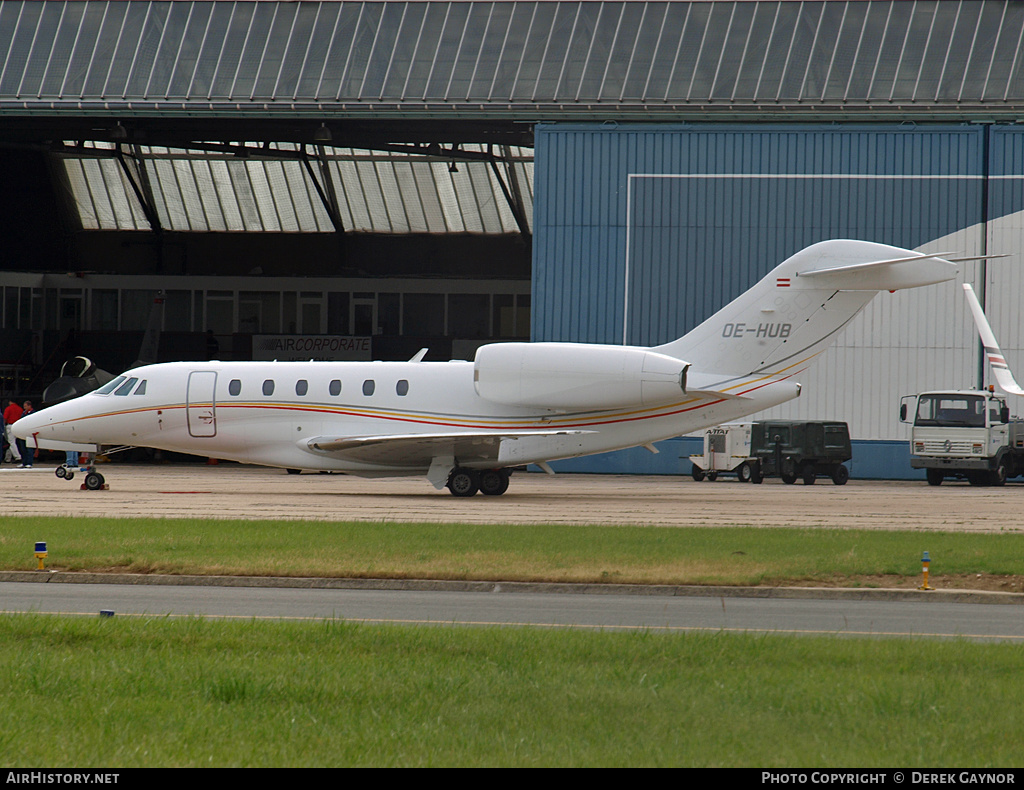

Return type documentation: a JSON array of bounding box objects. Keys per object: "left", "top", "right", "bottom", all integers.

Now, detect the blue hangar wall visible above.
[{"left": 531, "top": 123, "right": 1024, "bottom": 480}]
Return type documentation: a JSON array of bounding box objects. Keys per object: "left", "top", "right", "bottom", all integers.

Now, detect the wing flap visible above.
[{"left": 305, "top": 430, "right": 595, "bottom": 467}]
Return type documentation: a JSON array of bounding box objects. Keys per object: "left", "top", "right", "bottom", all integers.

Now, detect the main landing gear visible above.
[{"left": 446, "top": 467, "right": 511, "bottom": 497}]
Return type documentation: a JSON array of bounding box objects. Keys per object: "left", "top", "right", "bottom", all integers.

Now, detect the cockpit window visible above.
[
  {"left": 95, "top": 376, "right": 127, "bottom": 395},
  {"left": 114, "top": 377, "right": 139, "bottom": 396},
  {"left": 134, "top": 380, "right": 147, "bottom": 395}
]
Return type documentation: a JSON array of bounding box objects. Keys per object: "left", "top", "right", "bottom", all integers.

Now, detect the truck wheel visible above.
[
  {"left": 781, "top": 458, "right": 797, "bottom": 485},
  {"left": 707, "top": 471, "right": 718, "bottom": 482},
  {"left": 991, "top": 462, "right": 1008, "bottom": 487},
  {"left": 926, "top": 469, "right": 944, "bottom": 486},
  {"left": 801, "top": 463, "right": 817, "bottom": 485},
  {"left": 831, "top": 465, "right": 849, "bottom": 486},
  {"left": 691, "top": 465, "right": 705, "bottom": 482},
  {"left": 750, "top": 463, "right": 764, "bottom": 484},
  {"left": 737, "top": 462, "right": 752, "bottom": 483}
]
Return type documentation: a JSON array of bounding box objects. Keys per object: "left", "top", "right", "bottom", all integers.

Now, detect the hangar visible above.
[{"left": 2, "top": 0, "right": 1023, "bottom": 477}]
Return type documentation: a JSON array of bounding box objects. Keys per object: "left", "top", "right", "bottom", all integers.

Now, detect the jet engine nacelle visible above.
[{"left": 473, "top": 342, "right": 688, "bottom": 411}]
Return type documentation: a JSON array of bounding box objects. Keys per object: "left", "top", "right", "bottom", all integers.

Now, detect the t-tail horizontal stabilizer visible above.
[
  {"left": 654, "top": 240, "right": 960, "bottom": 378},
  {"left": 963, "top": 283, "right": 1024, "bottom": 396}
]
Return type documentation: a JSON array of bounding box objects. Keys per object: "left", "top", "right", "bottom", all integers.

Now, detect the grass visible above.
[
  {"left": 2, "top": 614, "right": 1023, "bottom": 767},
  {"left": 1, "top": 515, "right": 1023, "bottom": 586}
]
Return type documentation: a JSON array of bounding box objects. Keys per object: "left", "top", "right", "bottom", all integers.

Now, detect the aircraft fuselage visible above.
[{"left": 20, "top": 359, "right": 799, "bottom": 476}]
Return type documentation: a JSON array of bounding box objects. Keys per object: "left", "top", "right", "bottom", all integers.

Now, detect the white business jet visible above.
[{"left": 15, "top": 240, "right": 964, "bottom": 496}]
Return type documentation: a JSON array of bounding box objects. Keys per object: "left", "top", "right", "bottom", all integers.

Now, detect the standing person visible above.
[
  {"left": 16, "top": 400, "right": 33, "bottom": 468},
  {"left": 3, "top": 399, "right": 22, "bottom": 464}
]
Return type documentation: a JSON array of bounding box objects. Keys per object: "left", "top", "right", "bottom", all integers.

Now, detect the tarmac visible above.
[
  {"left": 2, "top": 461, "right": 1023, "bottom": 602},
  {"left": 0, "top": 459, "right": 1020, "bottom": 531}
]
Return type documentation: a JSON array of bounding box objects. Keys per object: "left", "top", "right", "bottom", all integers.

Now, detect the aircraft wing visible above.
[
  {"left": 304, "top": 429, "right": 596, "bottom": 467},
  {"left": 963, "top": 284, "right": 1024, "bottom": 396}
]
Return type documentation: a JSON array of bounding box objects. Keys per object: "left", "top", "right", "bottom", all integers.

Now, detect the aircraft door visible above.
[{"left": 187, "top": 371, "right": 217, "bottom": 437}]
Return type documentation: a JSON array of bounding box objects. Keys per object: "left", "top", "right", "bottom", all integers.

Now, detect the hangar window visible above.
[
  {"left": 295, "top": 380, "right": 308, "bottom": 396},
  {"left": 362, "top": 380, "right": 375, "bottom": 396},
  {"left": 114, "top": 377, "right": 139, "bottom": 396},
  {"left": 228, "top": 380, "right": 241, "bottom": 396},
  {"left": 396, "top": 380, "right": 409, "bottom": 396},
  {"left": 329, "top": 380, "right": 342, "bottom": 396},
  {"left": 263, "top": 380, "right": 275, "bottom": 396},
  {"left": 59, "top": 142, "right": 533, "bottom": 235}
]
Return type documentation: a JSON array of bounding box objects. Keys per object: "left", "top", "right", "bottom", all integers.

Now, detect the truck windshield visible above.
[{"left": 915, "top": 394, "right": 986, "bottom": 427}]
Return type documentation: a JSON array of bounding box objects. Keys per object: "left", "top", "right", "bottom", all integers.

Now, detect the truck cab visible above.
[{"left": 901, "top": 389, "right": 1022, "bottom": 485}]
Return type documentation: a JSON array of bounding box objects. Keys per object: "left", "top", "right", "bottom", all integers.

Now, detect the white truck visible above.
[{"left": 900, "top": 389, "right": 1024, "bottom": 486}]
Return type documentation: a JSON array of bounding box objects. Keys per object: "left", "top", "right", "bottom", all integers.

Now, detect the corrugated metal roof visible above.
[{"left": 2, "top": 1, "right": 1024, "bottom": 119}]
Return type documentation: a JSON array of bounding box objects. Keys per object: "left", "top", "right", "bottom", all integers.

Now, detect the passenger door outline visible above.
[{"left": 187, "top": 371, "right": 217, "bottom": 438}]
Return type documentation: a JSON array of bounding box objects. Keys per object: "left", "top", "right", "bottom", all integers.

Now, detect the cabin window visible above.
[
  {"left": 95, "top": 376, "right": 126, "bottom": 395},
  {"left": 396, "top": 379, "right": 409, "bottom": 396},
  {"left": 263, "top": 379, "right": 275, "bottom": 396},
  {"left": 296, "top": 380, "right": 308, "bottom": 396},
  {"left": 114, "top": 377, "right": 139, "bottom": 396},
  {"left": 362, "top": 379, "right": 375, "bottom": 396},
  {"left": 329, "top": 379, "right": 341, "bottom": 396},
  {"left": 228, "top": 379, "right": 241, "bottom": 396},
  {"left": 134, "top": 380, "right": 147, "bottom": 395}
]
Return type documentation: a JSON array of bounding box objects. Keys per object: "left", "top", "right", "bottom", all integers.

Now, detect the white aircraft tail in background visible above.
[
  {"left": 16, "top": 240, "right": 960, "bottom": 496},
  {"left": 963, "top": 283, "right": 1024, "bottom": 396}
]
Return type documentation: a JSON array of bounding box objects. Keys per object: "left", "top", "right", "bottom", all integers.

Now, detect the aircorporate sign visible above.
[{"left": 252, "top": 335, "right": 372, "bottom": 361}]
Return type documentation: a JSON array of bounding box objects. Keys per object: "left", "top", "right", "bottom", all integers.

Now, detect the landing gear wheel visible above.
[
  {"left": 691, "top": 465, "right": 706, "bottom": 482},
  {"left": 707, "top": 471, "right": 718, "bottom": 482},
  {"left": 801, "top": 463, "right": 817, "bottom": 485},
  {"left": 737, "top": 462, "right": 752, "bottom": 483},
  {"left": 831, "top": 465, "right": 849, "bottom": 486},
  {"left": 926, "top": 468, "right": 944, "bottom": 486},
  {"left": 84, "top": 471, "right": 105, "bottom": 491},
  {"left": 55, "top": 466, "right": 67, "bottom": 479},
  {"left": 447, "top": 468, "right": 479, "bottom": 497},
  {"left": 286, "top": 468, "right": 301, "bottom": 475},
  {"left": 478, "top": 469, "right": 510, "bottom": 496}
]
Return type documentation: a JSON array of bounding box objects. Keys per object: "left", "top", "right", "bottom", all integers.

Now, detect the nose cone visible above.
[{"left": 11, "top": 408, "right": 49, "bottom": 440}]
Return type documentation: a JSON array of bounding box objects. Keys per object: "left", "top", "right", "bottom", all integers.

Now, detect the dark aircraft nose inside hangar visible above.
[{"left": 2, "top": 0, "right": 1023, "bottom": 478}]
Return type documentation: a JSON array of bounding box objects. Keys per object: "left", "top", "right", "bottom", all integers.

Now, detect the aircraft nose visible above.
[{"left": 11, "top": 408, "right": 50, "bottom": 440}]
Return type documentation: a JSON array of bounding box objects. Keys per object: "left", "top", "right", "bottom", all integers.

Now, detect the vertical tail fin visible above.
[
  {"left": 653, "top": 240, "right": 958, "bottom": 377},
  {"left": 963, "top": 283, "right": 1024, "bottom": 396}
]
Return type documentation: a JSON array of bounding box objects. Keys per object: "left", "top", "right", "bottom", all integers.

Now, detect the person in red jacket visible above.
[
  {"left": 3, "top": 399, "right": 22, "bottom": 463},
  {"left": 16, "top": 400, "right": 33, "bottom": 467}
]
